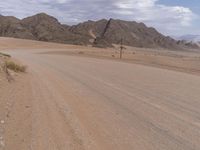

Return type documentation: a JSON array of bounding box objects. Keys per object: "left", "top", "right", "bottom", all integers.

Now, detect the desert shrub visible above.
[
  {"left": 0, "top": 52, "right": 11, "bottom": 58},
  {"left": 5, "top": 61, "right": 26, "bottom": 72}
]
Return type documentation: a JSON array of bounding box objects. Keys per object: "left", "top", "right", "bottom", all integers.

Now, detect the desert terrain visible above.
[{"left": 1, "top": 37, "right": 200, "bottom": 150}]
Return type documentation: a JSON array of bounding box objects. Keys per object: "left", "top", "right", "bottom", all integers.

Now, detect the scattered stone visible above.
[
  {"left": 0, "top": 140, "right": 5, "bottom": 147},
  {"left": 25, "top": 105, "right": 30, "bottom": 108},
  {"left": 0, "top": 129, "right": 4, "bottom": 134},
  {"left": 5, "top": 106, "right": 9, "bottom": 110},
  {"left": 0, "top": 120, "right": 5, "bottom": 124},
  {"left": 78, "top": 51, "right": 84, "bottom": 55}
]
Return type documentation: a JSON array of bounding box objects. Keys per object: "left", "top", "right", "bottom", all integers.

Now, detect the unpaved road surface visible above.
[{"left": 1, "top": 49, "right": 200, "bottom": 150}]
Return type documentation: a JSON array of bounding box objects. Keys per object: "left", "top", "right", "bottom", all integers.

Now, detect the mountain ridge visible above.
[
  {"left": 0, "top": 13, "right": 198, "bottom": 50},
  {"left": 174, "top": 34, "right": 200, "bottom": 43}
]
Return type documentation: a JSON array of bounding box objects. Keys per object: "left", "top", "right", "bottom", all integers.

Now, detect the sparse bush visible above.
[
  {"left": 5, "top": 61, "right": 26, "bottom": 72},
  {"left": 0, "top": 52, "right": 11, "bottom": 58}
]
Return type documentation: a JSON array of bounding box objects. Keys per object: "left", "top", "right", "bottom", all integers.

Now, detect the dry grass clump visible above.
[
  {"left": 0, "top": 52, "right": 11, "bottom": 58},
  {"left": 5, "top": 61, "right": 26, "bottom": 72}
]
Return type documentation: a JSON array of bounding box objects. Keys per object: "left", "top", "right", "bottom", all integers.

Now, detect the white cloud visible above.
[
  {"left": 114, "top": 0, "right": 195, "bottom": 26},
  {"left": 115, "top": 0, "right": 156, "bottom": 9},
  {"left": 38, "top": 0, "right": 70, "bottom": 3},
  {"left": 112, "top": 0, "right": 197, "bottom": 35}
]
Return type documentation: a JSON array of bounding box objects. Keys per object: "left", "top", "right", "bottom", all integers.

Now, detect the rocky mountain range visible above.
[
  {"left": 0, "top": 13, "right": 199, "bottom": 50},
  {"left": 174, "top": 34, "right": 200, "bottom": 43}
]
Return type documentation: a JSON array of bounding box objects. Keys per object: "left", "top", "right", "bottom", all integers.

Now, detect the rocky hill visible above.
[
  {"left": 20, "top": 13, "right": 88, "bottom": 45},
  {"left": 0, "top": 13, "right": 88, "bottom": 45},
  {"left": 0, "top": 13, "right": 198, "bottom": 50},
  {"left": 0, "top": 15, "right": 34, "bottom": 39},
  {"left": 71, "top": 18, "right": 196, "bottom": 49},
  {"left": 175, "top": 35, "right": 200, "bottom": 43}
]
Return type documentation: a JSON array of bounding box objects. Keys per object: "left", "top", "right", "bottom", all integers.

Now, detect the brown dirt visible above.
[{"left": 1, "top": 37, "right": 200, "bottom": 150}]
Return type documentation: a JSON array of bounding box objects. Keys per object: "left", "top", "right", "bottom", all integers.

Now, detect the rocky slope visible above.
[
  {"left": 20, "top": 13, "right": 88, "bottom": 45},
  {"left": 71, "top": 18, "right": 197, "bottom": 49},
  {"left": 0, "top": 13, "right": 198, "bottom": 50},
  {"left": 175, "top": 35, "right": 200, "bottom": 43},
  {"left": 0, "top": 15, "right": 34, "bottom": 39}
]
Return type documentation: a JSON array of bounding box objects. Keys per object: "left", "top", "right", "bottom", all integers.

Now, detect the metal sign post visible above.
[{"left": 120, "top": 38, "right": 123, "bottom": 59}]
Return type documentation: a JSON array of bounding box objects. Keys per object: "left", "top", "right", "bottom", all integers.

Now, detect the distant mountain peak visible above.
[
  {"left": 22, "top": 13, "right": 58, "bottom": 23},
  {"left": 35, "top": 12, "right": 50, "bottom": 16},
  {"left": 0, "top": 12, "right": 198, "bottom": 50},
  {"left": 176, "top": 34, "right": 200, "bottom": 43},
  {"left": 30, "top": 12, "right": 56, "bottom": 19}
]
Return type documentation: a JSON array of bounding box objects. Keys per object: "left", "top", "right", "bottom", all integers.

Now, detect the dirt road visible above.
[{"left": 1, "top": 49, "right": 200, "bottom": 150}]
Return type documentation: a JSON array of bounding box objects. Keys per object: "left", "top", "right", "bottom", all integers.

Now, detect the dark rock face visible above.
[
  {"left": 20, "top": 13, "right": 88, "bottom": 45},
  {"left": 72, "top": 19, "right": 183, "bottom": 49},
  {"left": 71, "top": 18, "right": 198, "bottom": 50},
  {"left": 0, "top": 15, "right": 34, "bottom": 39},
  {"left": 0, "top": 13, "right": 198, "bottom": 50},
  {"left": 21, "top": 13, "right": 64, "bottom": 41}
]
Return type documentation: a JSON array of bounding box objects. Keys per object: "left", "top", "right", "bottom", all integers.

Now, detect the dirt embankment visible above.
[
  {"left": 0, "top": 53, "right": 29, "bottom": 150},
  {"left": 0, "top": 54, "right": 11, "bottom": 82},
  {"left": 42, "top": 46, "right": 200, "bottom": 76},
  {"left": 0, "top": 37, "right": 86, "bottom": 50}
]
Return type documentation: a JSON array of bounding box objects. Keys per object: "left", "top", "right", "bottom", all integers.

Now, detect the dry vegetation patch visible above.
[
  {"left": 4, "top": 60, "right": 26, "bottom": 73},
  {"left": 0, "top": 52, "right": 11, "bottom": 58},
  {"left": 0, "top": 52, "right": 27, "bottom": 82}
]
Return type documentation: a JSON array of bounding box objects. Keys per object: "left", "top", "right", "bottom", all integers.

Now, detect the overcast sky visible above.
[{"left": 0, "top": 0, "right": 199, "bottom": 36}]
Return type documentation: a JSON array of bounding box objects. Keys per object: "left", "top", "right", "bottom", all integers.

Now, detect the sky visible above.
[{"left": 0, "top": 0, "right": 199, "bottom": 36}]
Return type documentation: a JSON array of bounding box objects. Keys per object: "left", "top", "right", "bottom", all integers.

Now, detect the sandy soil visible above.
[
  {"left": 1, "top": 37, "right": 200, "bottom": 75},
  {"left": 41, "top": 45, "right": 200, "bottom": 75},
  {"left": 1, "top": 37, "right": 200, "bottom": 150}
]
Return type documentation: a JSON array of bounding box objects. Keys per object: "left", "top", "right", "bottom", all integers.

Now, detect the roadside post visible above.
[{"left": 120, "top": 38, "right": 123, "bottom": 59}]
